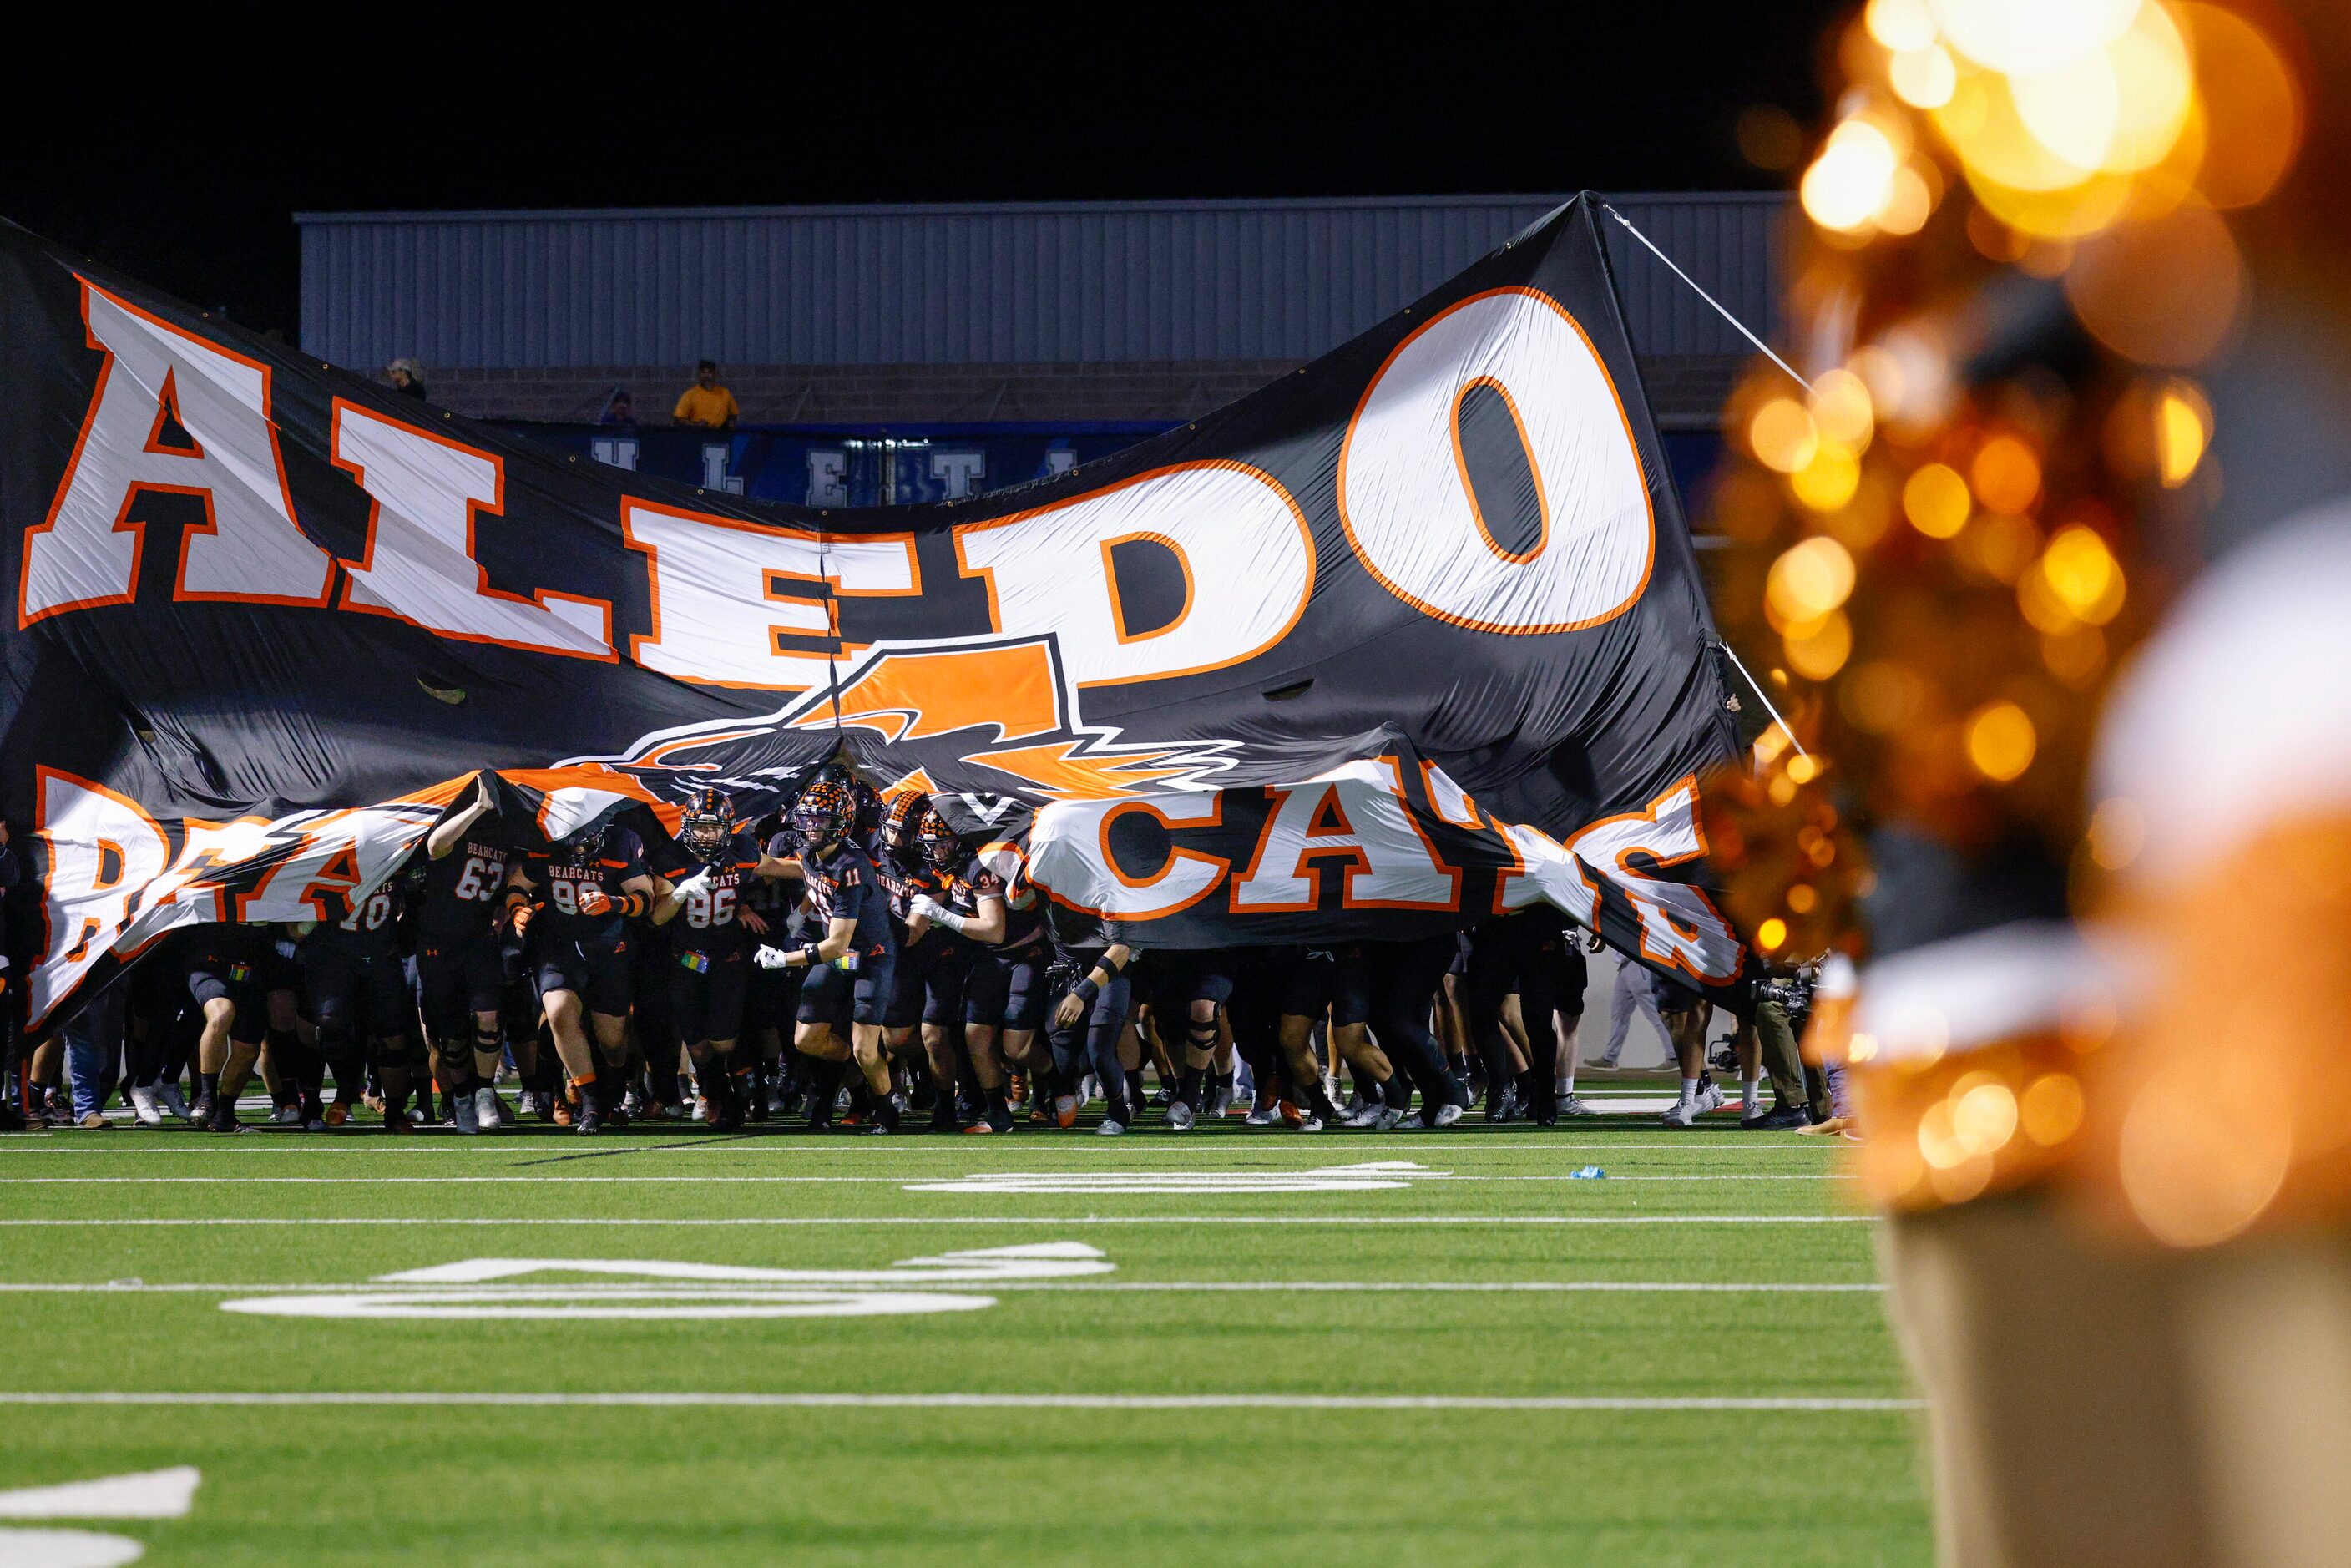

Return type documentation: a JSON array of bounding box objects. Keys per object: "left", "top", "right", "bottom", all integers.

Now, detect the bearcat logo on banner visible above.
[{"left": 0, "top": 197, "right": 1747, "bottom": 1028}]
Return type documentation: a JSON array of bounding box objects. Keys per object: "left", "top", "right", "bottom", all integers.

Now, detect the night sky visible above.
[{"left": 0, "top": 13, "right": 1845, "bottom": 339}]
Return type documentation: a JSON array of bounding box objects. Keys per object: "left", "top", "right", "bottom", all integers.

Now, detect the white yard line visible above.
[
  {"left": 0, "top": 1142, "right": 1835, "bottom": 1156},
  {"left": 0, "top": 1390, "right": 1921, "bottom": 1413},
  {"left": 0, "top": 1215, "right": 1867, "bottom": 1227},
  {"left": 0, "top": 1174, "right": 1834, "bottom": 1185},
  {"left": 0, "top": 1278, "right": 1885, "bottom": 1295}
]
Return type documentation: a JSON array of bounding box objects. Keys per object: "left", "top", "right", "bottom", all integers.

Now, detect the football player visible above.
[
  {"left": 1141, "top": 953, "right": 1251, "bottom": 1131},
  {"left": 1277, "top": 944, "right": 1405, "bottom": 1130},
  {"left": 739, "top": 811, "right": 807, "bottom": 1118},
  {"left": 1464, "top": 911, "right": 1589, "bottom": 1125},
  {"left": 1366, "top": 933, "right": 1471, "bottom": 1128},
  {"left": 1046, "top": 929, "right": 1138, "bottom": 1134},
  {"left": 919, "top": 840, "right": 1044, "bottom": 1135},
  {"left": 755, "top": 778, "right": 898, "bottom": 1132},
  {"left": 300, "top": 873, "right": 421, "bottom": 1130},
  {"left": 181, "top": 923, "right": 272, "bottom": 1134},
  {"left": 872, "top": 796, "right": 972, "bottom": 1131},
  {"left": 502, "top": 817, "right": 662, "bottom": 1135},
  {"left": 653, "top": 787, "right": 788, "bottom": 1130},
  {"left": 416, "top": 774, "right": 516, "bottom": 1134}
]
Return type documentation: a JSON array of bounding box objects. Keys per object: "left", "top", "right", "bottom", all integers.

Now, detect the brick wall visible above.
[{"left": 413, "top": 355, "right": 1742, "bottom": 431}]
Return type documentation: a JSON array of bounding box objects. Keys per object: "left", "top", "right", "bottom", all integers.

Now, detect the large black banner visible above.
[{"left": 0, "top": 197, "right": 1747, "bottom": 1028}]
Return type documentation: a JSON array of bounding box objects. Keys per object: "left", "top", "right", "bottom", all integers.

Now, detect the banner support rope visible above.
[
  {"left": 1600, "top": 205, "right": 1813, "bottom": 395},
  {"left": 1716, "top": 640, "right": 1809, "bottom": 762},
  {"left": 817, "top": 534, "right": 845, "bottom": 746}
]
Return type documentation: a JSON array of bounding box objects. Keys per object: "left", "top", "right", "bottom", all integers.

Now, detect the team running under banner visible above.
[{"left": 0, "top": 196, "right": 1747, "bottom": 1028}]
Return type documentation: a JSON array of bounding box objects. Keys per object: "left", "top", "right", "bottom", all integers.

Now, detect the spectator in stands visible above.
[
  {"left": 673, "top": 361, "right": 739, "bottom": 430},
  {"left": 387, "top": 359, "right": 429, "bottom": 402},
  {"left": 599, "top": 389, "right": 637, "bottom": 430}
]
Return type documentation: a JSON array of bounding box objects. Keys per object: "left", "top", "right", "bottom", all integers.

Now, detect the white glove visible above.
[
  {"left": 911, "top": 894, "right": 968, "bottom": 934},
  {"left": 754, "top": 944, "right": 792, "bottom": 969},
  {"left": 670, "top": 867, "right": 715, "bottom": 902}
]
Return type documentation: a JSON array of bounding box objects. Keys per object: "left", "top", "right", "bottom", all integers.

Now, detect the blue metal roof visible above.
[{"left": 296, "top": 194, "right": 1784, "bottom": 372}]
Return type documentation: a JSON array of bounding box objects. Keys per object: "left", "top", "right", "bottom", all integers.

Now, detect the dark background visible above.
[{"left": 0, "top": 13, "right": 1842, "bottom": 341}]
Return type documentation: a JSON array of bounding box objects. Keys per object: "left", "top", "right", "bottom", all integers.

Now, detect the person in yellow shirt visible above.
[{"left": 673, "top": 361, "right": 739, "bottom": 429}]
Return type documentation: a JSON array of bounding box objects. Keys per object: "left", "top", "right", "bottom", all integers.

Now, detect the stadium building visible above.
[{"left": 294, "top": 194, "right": 1783, "bottom": 508}]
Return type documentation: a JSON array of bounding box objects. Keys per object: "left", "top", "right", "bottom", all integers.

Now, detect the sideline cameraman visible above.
[{"left": 1738, "top": 962, "right": 1818, "bottom": 1130}]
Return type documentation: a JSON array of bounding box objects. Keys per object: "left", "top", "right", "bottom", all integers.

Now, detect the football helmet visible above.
[
  {"left": 791, "top": 779, "right": 854, "bottom": 850},
  {"left": 680, "top": 787, "right": 736, "bottom": 857},
  {"left": 916, "top": 809, "right": 962, "bottom": 871},
  {"left": 879, "top": 791, "right": 931, "bottom": 865}
]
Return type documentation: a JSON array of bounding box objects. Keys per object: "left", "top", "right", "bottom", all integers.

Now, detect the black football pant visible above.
[
  {"left": 1047, "top": 972, "right": 1133, "bottom": 1120},
  {"left": 1368, "top": 934, "right": 1463, "bottom": 1115}
]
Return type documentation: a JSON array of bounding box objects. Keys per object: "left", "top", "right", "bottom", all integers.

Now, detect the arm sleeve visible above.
[{"left": 614, "top": 829, "right": 650, "bottom": 882}]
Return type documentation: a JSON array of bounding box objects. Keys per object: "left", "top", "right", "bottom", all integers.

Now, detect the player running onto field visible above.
[
  {"left": 653, "top": 787, "right": 792, "bottom": 1130},
  {"left": 503, "top": 818, "right": 661, "bottom": 1135},
  {"left": 755, "top": 778, "right": 899, "bottom": 1132},
  {"left": 416, "top": 774, "right": 517, "bottom": 1134}
]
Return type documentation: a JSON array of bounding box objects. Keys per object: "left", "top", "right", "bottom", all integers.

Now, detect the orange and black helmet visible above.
[
  {"left": 880, "top": 791, "right": 932, "bottom": 864},
  {"left": 790, "top": 778, "right": 854, "bottom": 849},
  {"left": 916, "top": 809, "right": 962, "bottom": 871},
  {"left": 680, "top": 786, "right": 736, "bottom": 857}
]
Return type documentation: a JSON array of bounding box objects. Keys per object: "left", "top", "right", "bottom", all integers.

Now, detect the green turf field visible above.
[{"left": 0, "top": 1101, "right": 1930, "bottom": 1566}]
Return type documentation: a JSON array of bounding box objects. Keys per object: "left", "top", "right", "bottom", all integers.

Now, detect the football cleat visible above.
[
  {"left": 127, "top": 1085, "right": 164, "bottom": 1128},
  {"left": 477, "top": 1086, "right": 509, "bottom": 1129},
  {"left": 452, "top": 1088, "right": 481, "bottom": 1136},
  {"left": 1243, "top": 1101, "right": 1281, "bottom": 1128},
  {"left": 1096, "top": 1117, "right": 1127, "bottom": 1136},
  {"left": 1431, "top": 1101, "right": 1465, "bottom": 1129},
  {"left": 1166, "top": 1100, "right": 1196, "bottom": 1130},
  {"left": 1557, "top": 1093, "right": 1602, "bottom": 1117},
  {"left": 156, "top": 1083, "right": 193, "bottom": 1123},
  {"left": 1662, "top": 1087, "right": 1724, "bottom": 1127}
]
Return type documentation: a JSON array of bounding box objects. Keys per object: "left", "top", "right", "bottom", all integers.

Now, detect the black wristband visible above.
[{"left": 1072, "top": 977, "right": 1100, "bottom": 1009}]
